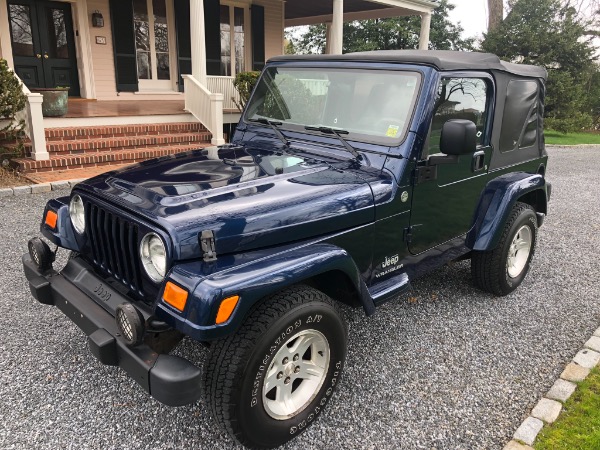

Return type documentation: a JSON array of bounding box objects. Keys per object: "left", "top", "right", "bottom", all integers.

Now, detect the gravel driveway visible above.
[{"left": 0, "top": 147, "right": 598, "bottom": 450}]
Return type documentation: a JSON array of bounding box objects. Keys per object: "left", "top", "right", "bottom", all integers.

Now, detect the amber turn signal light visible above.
[
  {"left": 45, "top": 210, "right": 58, "bottom": 229},
  {"left": 162, "top": 281, "right": 188, "bottom": 312},
  {"left": 216, "top": 295, "right": 240, "bottom": 324}
]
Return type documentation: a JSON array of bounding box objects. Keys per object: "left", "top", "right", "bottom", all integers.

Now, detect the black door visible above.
[{"left": 7, "top": 0, "right": 80, "bottom": 96}]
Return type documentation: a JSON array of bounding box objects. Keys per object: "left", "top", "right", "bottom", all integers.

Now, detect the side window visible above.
[
  {"left": 499, "top": 80, "right": 539, "bottom": 152},
  {"left": 426, "top": 78, "right": 490, "bottom": 157}
]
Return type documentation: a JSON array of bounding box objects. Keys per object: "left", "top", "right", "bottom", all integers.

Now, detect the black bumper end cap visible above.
[
  {"left": 29, "top": 276, "right": 53, "bottom": 305},
  {"left": 88, "top": 329, "right": 118, "bottom": 366},
  {"left": 150, "top": 355, "right": 202, "bottom": 407}
]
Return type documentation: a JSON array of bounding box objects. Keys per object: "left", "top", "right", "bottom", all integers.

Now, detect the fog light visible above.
[
  {"left": 28, "top": 237, "right": 54, "bottom": 271},
  {"left": 115, "top": 303, "right": 144, "bottom": 347}
]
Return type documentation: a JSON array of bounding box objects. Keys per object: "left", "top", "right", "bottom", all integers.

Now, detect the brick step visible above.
[
  {"left": 24, "top": 132, "right": 212, "bottom": 156},
  {"left": 44, "top": 122, "right": 207, "bottom": 140},
  {"left": 14, "top": 143, "right": 212, "bottom": 173}
]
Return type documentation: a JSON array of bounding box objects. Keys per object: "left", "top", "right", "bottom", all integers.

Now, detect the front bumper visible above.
[{"left": 22, "top": 254, "right": 202, "bottom": 407}]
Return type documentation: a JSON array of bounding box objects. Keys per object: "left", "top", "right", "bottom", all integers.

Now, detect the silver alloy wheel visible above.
[
  {"left": 262, "top": 329, "right": 330, "bottom": 420},
  {"left": 507, "top": 225, "right": 533, "bottom": 278}
]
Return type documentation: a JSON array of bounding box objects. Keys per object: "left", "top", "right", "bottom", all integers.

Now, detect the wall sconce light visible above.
[{"left": 92, "top": 10, "right": 104, "bottom": 28}]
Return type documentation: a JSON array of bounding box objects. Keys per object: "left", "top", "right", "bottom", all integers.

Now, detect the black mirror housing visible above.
[{"left": 440, "top": 119, "right": 477, "bottom": 156}]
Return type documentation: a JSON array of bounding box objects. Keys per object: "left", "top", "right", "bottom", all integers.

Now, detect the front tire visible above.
[
  {"left": 203, "top": 285, "right": 347, "bottom": 449},
  {"left": 471, "top": 202, "right": 538, "bottom": 296}
]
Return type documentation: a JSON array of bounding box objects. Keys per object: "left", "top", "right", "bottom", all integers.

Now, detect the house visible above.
[{"left": 0, "top": 0, "right": 438, "bottom": 177}]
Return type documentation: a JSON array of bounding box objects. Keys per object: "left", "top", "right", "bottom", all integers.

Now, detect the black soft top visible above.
[{"left": 269, "top": 50, "right": 547, "bottom": 80}]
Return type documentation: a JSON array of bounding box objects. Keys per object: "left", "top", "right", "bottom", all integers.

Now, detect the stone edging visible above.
[
  {"left": 0, "top": 179, "right": 84, "bottom": 197},
  {"left": 546, "top": 144, "right": 600, "bottom": 148},
  {"left": 504, "top": 331, "right": 600, "bottom": 449}
]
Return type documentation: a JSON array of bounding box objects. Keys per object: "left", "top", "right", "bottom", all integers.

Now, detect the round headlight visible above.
[
  {"left": 69, "top": 195, "right": 85, "bottom": 234},
  {"left": 140, "top": 232, "right": 167, "bottom": 282}
]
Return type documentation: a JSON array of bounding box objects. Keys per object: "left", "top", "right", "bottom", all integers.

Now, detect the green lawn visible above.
[
  {"left": 545, "top": 130, "right": 600, "bottom": 145},
  {"left": 535, "top": 367, "right": 600, "bottom": 450}
]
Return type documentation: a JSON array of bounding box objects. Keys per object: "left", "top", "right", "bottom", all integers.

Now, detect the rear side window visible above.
[
  {"left": 500, "top": 80, "right": 540, "bottom": 152},
  {"left": 427, "top": 78, "right": 490, "bottom": 156}
]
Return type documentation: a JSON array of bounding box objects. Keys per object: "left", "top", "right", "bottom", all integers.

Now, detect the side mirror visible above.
[{"left": 440, "top": 119, "right": 477, "bottom": 156}]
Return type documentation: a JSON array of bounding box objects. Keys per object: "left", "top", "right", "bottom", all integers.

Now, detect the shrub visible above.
[
  {"left": 0, "top": 59, "right": 27, "bottom": 168},
  {"left": 233, "top": 71, "right": 261, "bottom": 111},
  {"left": 0, "top": 59, "right": 27, "bottom": 137}
]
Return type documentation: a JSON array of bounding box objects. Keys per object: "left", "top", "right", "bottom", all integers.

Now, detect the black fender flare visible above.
[{"left": 466, "top": 172, "right": 549, "bottom": 252}]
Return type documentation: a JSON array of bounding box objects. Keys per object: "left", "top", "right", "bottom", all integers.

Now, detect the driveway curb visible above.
[
  {"left": 504, "top": 327, "right": 600, "bottom": 449},
  {"left": 0, "top": 179, "right": 83, "bottom": 197}
]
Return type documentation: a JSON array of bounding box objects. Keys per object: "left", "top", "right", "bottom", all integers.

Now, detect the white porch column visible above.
[
  {"left": 0, "top": 0, "right": 14, "bottom": 68},
  {"left": 24, "top": 94, "right": 49, "bottom": 161},
  {"left": 330, "top": 0, "right": 343, "bottom": 55},
  {"left": 419, "top": 12, "right": 432, "bottom": 50},
  {"left": 190, "top": 0, "right": 207, "bottom": 86}
]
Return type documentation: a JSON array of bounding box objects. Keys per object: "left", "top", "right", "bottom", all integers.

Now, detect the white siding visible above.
[
  {"left": 86, "top": 0, "right": 118, "bottom": 99},
  {"left": 253, "top": 0, "right": 284, "bottom": 61},
  {"left": 84, "top": 0, "right": 284, "bottom": 99}
]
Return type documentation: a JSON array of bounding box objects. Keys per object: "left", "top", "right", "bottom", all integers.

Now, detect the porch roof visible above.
[{"left": 285, "top": 0, "right": 439, "bottom": 27}]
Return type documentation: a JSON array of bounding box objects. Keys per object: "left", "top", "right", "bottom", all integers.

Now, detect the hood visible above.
[{"left": 77, "top": 144, "right": 376, "bottom": 261}]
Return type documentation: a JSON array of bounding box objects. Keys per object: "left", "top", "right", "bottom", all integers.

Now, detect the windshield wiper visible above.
[
  {"left": 248, "top": 118, "right": 290, "bottom": 148},
  {"left": 304, "top": 126, "right": 362, "bottom": 161}
]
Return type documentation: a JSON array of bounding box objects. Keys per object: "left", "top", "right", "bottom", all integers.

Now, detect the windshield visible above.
[{"left": 244, "top": 67, "right": 422, "bottom": 146}]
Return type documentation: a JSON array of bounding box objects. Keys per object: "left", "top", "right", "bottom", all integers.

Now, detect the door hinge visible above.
[
  {"left": 403, "top": 225, "right": 422, "bottom": 244},
  {"left": 200, "top": 230, "right": 217, "bottom": 262}
]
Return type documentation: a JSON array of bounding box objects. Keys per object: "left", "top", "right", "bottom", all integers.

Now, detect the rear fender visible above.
[
  {"left": 156, "top": 243, "right": 374, "bottom": 341},
  {"left": 466, "top": 173, "right": 548, "bottom": 251}
]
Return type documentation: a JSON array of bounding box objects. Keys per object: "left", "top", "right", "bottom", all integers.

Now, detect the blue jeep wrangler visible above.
[{"left": 23, "top": 50, "right": 550, "bottom": 448}]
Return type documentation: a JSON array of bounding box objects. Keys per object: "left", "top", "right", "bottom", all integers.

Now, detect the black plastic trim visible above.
[{"left": 22, "top": 254, "right": 201, "bottom": 407}]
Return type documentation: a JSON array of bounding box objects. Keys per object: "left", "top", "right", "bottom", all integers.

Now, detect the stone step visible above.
[
  {"left": 44, "top": 122, "right": 207, "bottom": 140},
  {"left": 13, "top": 143, "right": 212, "bottom": 173},
  {"left": 24, "top": 132, "right": 212, "bottom": 155}
]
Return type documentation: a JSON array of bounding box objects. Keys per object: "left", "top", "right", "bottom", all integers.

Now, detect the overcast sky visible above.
[{"left": 447, "top": 1, "right": 489, "bottom": 39}]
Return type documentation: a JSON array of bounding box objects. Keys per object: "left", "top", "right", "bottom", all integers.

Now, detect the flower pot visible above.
[{"left": 31, "top": 87, "right": 69, "bottom": 117}]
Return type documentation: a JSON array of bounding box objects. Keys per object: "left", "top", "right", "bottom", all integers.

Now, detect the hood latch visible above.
[{"left": 200, "top": 230, "right": 217, "bottom": 262}]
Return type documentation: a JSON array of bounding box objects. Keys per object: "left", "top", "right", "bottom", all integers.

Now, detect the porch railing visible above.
[
  {"left": 182, "top": 75, "right": 225, "bottom": 146},
  {"left": 206, "top": 76, "right": 240, "bottom": 111},
  {"left": 10, "top": 69, "right": 48, "bottom": 160}
]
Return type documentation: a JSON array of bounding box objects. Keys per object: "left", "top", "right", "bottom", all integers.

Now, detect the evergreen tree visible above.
[{"left": 482, "top": 0, "right": 598, "bottom": 132}]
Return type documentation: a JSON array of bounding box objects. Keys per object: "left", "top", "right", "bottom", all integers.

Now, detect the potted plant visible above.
[{"left": 31, "top": 86, "right": 69, "bottom": 117}]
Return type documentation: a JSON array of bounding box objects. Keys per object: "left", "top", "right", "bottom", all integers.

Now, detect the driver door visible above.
[{"left": 407, "top": 76, "right": 493, "bottom": 255}]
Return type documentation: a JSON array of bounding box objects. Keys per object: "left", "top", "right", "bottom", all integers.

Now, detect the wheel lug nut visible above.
[
  {"left": 277, "top": 372, "right": 283, "bottom": 379},
  {"left": 284, "top": 377, "right": 291, "bottom": 384},
  {"left": 282, "top": 357, "right": 289, "bottom": 364},
  {"left": 293, "top": 354, "right": 299, "bottom": 361},
  {"left": 294, "top": 366, "right": 300, "bottom": 374}
]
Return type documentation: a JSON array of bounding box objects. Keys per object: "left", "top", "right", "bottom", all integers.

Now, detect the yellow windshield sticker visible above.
[{"left": 386, "top": 125, "right": 400, "bottom": 138}]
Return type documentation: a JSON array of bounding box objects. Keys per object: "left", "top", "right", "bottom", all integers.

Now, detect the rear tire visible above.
[
  {"left": 203, "top": 285, "right": 347, "bottom": 449},
  {"left": 471, "top": 202, "right": 537, "bottom": 296}
]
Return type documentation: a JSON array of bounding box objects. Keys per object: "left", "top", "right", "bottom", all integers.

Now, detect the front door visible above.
[
  {"left": 7, "top": 0, "right": 80, "bottom": 96},
  {"left": 408, "top": 76, "right": 493, "bottom": 255}
]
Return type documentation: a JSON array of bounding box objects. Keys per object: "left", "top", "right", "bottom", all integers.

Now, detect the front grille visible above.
[{"left": 86, "top": 203, "right": 143, "bottom": 294}]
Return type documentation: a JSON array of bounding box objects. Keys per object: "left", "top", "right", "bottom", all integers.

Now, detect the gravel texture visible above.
[{"left": 0, "top": 146, "right": 599, "bottom": 450}]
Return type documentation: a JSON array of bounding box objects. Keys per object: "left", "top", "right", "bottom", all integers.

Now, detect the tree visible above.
[
  {"left": 287, "top": 0, "right": 474, "bottom": 55},
  {"left": 488, "top": 0, "right": 504, "bottom": 31},
  {"left": 482, "top": 0, "right": 598, "bottom": 133}
]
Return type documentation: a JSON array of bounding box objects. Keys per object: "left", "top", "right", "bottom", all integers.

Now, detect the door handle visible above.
[
  {"left": 36, "top": 54, "right": 42, "bottom": 59},
  {"left": 43, "top": 53, "right": 49, "bottom": 59},
  {"left": 472, "top": 151, "right": 486, "bottom": 172}
]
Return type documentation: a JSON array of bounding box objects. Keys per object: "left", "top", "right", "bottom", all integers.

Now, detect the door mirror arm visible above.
[{"left": 427, "top": 154, "right": 459, "bottom": 166}]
